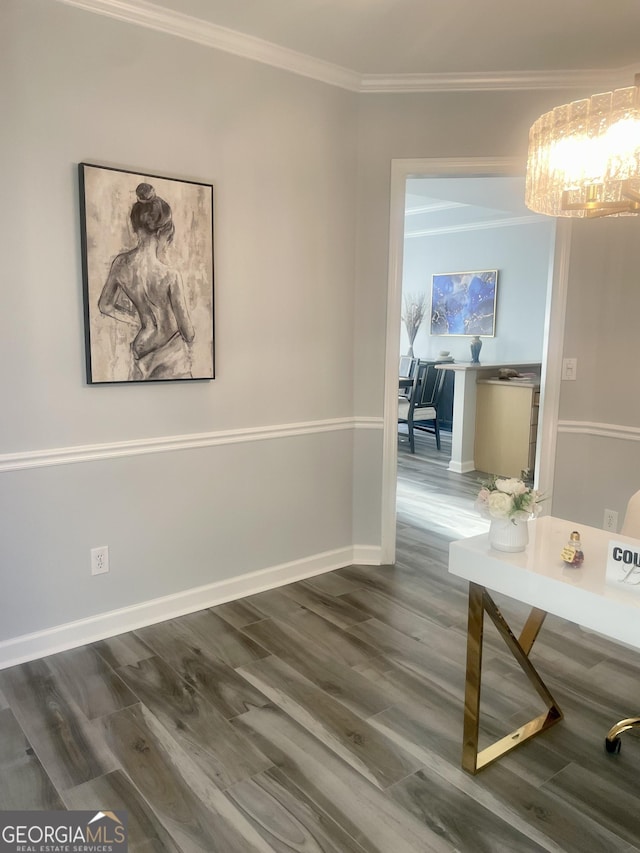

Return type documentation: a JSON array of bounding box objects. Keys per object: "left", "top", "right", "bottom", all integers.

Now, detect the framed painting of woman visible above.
[{"left": 79, "top": 163, "right": 214, "bottom": 383}]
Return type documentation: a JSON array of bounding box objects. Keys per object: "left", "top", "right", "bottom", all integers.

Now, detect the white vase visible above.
[{"left": 489, "top": 517, "right": 529, "bottom": 552}]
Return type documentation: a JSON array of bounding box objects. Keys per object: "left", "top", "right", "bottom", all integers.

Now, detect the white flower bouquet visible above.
[{"left": 475, "top": 476, "right": 544, "bottom": 523}]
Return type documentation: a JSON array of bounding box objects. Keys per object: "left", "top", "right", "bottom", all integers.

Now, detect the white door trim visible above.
[{"left": 381, "top": 156, "right": 566, "bottom": 563}]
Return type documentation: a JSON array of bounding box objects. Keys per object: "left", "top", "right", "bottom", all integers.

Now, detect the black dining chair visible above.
[
  {"left": 398, "top": 360, "right": 446, "bottom": 452},
  {"left": 398, "top": 356, "right": 419, "bottom": 401},
  {"left": 399, "top": 355, "right": 418, "bottom": 379}
]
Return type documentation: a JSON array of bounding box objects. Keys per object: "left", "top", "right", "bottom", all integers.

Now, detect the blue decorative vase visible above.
[{"left": 470, "top": 336, "right": 482, "bottom": 363}]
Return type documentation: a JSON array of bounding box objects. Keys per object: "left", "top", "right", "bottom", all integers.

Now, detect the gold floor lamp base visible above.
[{"left": 462, "top": 582, "right": 563, "bottom": 774}]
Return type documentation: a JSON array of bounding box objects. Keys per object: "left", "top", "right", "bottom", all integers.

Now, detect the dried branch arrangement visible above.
[{"left": 402, "top": 293, "right": 427, "bottom": 353}]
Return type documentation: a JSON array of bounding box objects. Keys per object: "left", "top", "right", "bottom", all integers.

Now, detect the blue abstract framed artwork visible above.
[{"left": 429, "top": 269, "right": 498, "bottom": 336}]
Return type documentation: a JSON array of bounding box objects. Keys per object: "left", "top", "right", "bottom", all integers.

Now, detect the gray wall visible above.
[
  {"left": 401, "top": 219, "right": 555, "bottom": 363},
  {"left": 552, "top": 217, "right": 640, "bottom": 528},
  {"left": 0, "top": 0, "right": 358, "bottom": 643}
]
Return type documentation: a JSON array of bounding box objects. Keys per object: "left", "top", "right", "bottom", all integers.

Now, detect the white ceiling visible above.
[
  {"left": 405, "top": 177, "right": 540, "bottom": 236},
  {"left": 125, "top": 0, "right": 640, "bottom": 76}
]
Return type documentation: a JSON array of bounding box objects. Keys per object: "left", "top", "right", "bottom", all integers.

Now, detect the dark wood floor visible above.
[{"left": 2, "top": 440, "right": 639, "bottom": 851}]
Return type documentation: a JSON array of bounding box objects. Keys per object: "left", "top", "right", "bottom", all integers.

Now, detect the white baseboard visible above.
[
  {"left": 352, "top": 545, "right": 383, "bottom": 565},
  {"left": 0, "top": 544, "right": 381, "bottom": 670},
  {"left": 447, "top": 460, "right": 476, "bottom": 474}
]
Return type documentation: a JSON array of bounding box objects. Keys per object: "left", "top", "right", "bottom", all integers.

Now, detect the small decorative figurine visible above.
[{"left": 561, "top": 530, "right": 584, "bottom": 567}]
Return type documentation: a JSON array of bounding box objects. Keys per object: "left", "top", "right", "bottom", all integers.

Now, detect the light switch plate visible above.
[{"left": 562, "top": 358, "right": 577, "bottom": 380}]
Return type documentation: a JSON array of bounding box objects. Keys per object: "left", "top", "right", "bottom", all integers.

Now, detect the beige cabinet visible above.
[{"left": 474, "top": 380, "right": 539, "bottom": 478}]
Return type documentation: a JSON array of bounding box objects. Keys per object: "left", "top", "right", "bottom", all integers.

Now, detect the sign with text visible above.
[
  {"left": 0, "top": 811, "right": 127, "bottom": 852},
  {"left": 606, "top": 539, "right": 640, "bottom": 589}
]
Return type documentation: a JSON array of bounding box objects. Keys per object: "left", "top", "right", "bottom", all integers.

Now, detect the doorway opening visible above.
[{"left": 381, "top": 158, "right": 569, "bottom": 563}]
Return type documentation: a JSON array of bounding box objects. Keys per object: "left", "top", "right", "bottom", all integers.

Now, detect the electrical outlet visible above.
[
  {"left": 91, "top": 545, "right": 109, "bottom": 575},
  {"left": 603, "top": 509, "right": 618, "bottom": 533}
]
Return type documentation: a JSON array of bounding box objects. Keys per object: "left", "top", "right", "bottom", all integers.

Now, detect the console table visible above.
[{"left": 449, "top": 516, "right": 640, "bottom": 773}]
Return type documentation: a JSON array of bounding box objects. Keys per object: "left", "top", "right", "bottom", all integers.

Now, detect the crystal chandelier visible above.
[{"left": 526, "top": 76, "right": 640, "bottom": 218}]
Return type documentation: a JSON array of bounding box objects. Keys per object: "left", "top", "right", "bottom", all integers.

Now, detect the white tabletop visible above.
[{"left": 449, "top": 516, "right": 640, "bottom": 650}]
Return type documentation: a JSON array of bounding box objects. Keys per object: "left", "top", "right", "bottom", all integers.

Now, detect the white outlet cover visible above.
[{"left": 91, "top": 545, "right": 109, "bottom": 575}]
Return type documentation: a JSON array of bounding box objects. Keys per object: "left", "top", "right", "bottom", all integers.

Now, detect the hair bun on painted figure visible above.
[{"left": 135, "top": 183, "right": 156, "bottom": 202}]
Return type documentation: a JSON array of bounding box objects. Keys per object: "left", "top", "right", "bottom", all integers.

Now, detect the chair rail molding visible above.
[
  {"left": 0, "top": 417, "right": 383, "bottom": 474},
  {"left": 557, "top": 421, "right": 640, "bottom": 441}
]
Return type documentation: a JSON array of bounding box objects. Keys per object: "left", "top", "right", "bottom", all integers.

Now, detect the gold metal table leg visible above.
[{"left": 462, "top": 582, "right": 563, "bottom": 774}]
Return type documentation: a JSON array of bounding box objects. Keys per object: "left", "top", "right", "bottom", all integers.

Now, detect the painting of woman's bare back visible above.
[{"left": 79, "top": 164, "right": 214, "bottom": 383}]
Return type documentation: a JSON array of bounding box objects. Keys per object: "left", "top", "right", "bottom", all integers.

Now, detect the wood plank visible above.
[
  {"left": 346, "top": 618, "right": 470, "bottom": 691},
  {"left": 231, "top": 592, "right": 378, "bottom": 666},
  {"left": 238, "top": 655, "right": 421, "bottom": 790},
  {"left": 541, "top": 761, "right": 640, "bottom": 850},
  {"left": 45, "top": 646, "right": 138, "bottom": 720},
  {"left": 0, "top": 660, "right": 118, "bottom": 792},
  {"left": 92, "top": 634, "right": 156, "bottom": 668},
  {"left": 565, "top": 654, "right": 640, "bottom": 712},
  {"left": 102, "top": 704, "right": 274, "bottom": 853},
  {"left": 131, "top": 625, "right": 271, "bottom": 719},
  {"left": 232, "top": 704, "right": 452, "bottom": 853},
  {"left": 242, "top": 618, "right": 394, "bottom": 718},
  {"left": 239, "top": 588, "right": 312, "bottom": 622},
  {"left": 354, "top": 652, "right": 533, "bottom": 733},
  {"left": 475, "top": 762, "right": 637, "bottom": 853},
  {"left": 215, "top": 599, "right": 268, "bottom": 629},
  {"left": 303, "top": 571, "right": 361, "bottom": 597},
  {"left": 64, "top": 770, "right": 181, "bottom": 853},
  {"left": 389, "top": 768, "right": 549, "bottom": 853},
  {"left": 336, "top": 565, "right": 463, "bottom": 629},
  {"left": 137, "top": 609, "right": 268, "bottom": 669},
  {"left": 280, "top": 581, "right": 370, "bottom": 629},
  {"left": 520, "top": 682, "right": 640, "bottom": 793},
  {"left": 226, "top": 767, "right": 369, "bottom": 853},
  {"left": 116, "top": 655, "right": 272, "bottom": 788},
  {"left": 339, "top": 587, "right": 454, "bottom": 640},
  {"left": 0, "top": 707, "right": 64, "bottom": 810},
  {"left": 268, "top": 607, "right": 380, "bottom": 668}
]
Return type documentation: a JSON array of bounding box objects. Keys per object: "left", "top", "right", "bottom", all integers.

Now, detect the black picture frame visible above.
[{"left": 79, "top": 163, "right": 215, "bottom": 383}]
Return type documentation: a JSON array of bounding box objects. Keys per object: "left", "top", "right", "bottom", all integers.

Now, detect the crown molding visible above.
[
  {"left": 406, "top": 201, "right": 466, "bottom": 216},
  {"left": 406, "top": 213, "right": 545, "bottom": 238},
  {"left": 55, "top": 0, "right": 640, "bottom": 94},
  {"left": 358, "top": 67, "right": 636, "bottom": 94},
  {"left": 55, "top": 0, "right": 361, "bottom": 91}
]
